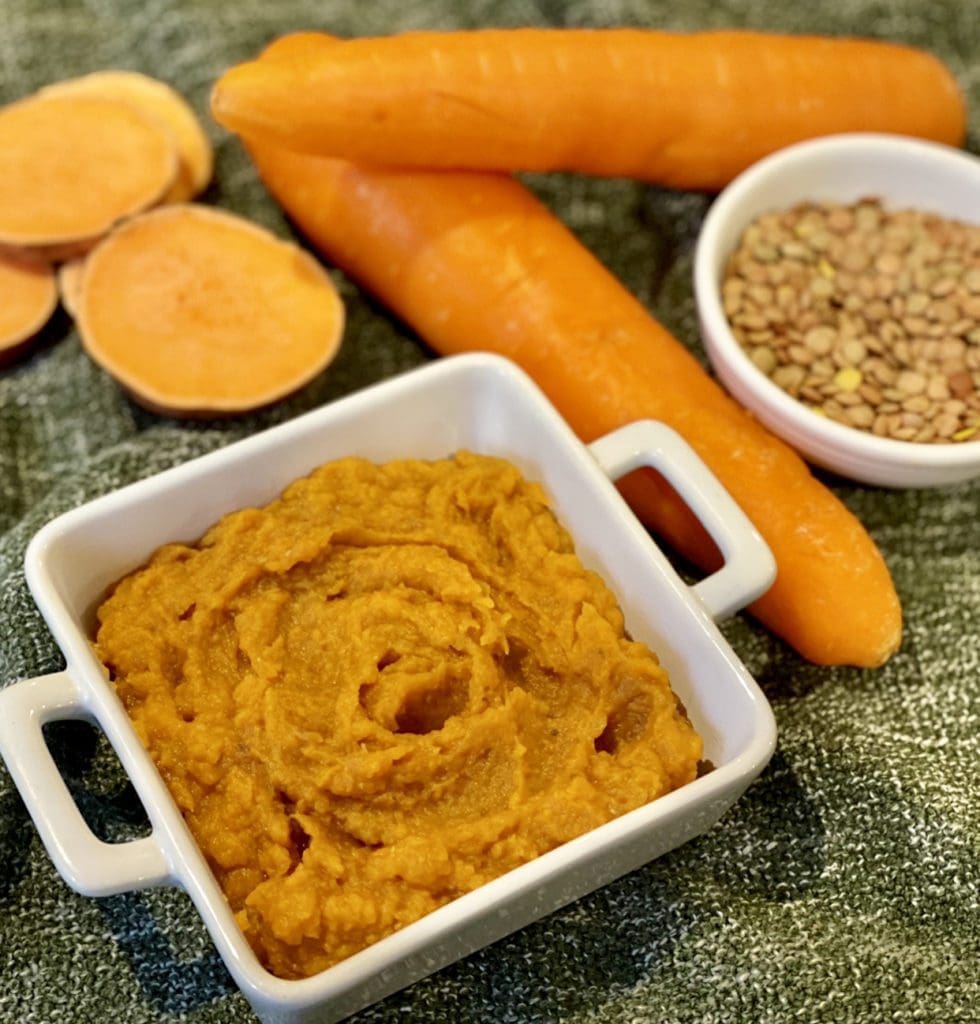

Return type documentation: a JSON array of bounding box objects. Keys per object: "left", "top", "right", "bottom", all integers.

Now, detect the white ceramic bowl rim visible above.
[{"left": 695, "top": 132, "right": 980, "bottom": 478}]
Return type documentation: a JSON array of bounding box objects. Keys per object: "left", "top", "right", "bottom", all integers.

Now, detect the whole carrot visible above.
[
  {"left": 213, "top": 28, "right": 965, "bottom": 190},
  {"left": 242, "top": 134, "right": 901, "bottom": 668}
]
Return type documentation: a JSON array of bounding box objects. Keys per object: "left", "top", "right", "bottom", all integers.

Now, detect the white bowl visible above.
[
  {"left": 0, "top": 354, "right": 776, "bottom": 1024},
  {"left": 694, "top": 132, "right": 980, "bottom": 488}
]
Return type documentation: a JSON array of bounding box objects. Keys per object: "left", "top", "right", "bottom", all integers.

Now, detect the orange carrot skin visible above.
[
  {"left": 243, "top": 135, "right": 901, "bottom": 667},
  {"left": 215, "top": 29, "right": 966, "bottom": 190}
]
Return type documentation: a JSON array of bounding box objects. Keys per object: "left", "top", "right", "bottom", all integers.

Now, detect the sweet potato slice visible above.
[
  {"left": 0, "top": 93, "right": 177, "bottom": 248},
  {"left": 40, "top": 71, "right": 213, "bottom": 202},
  {"left": 0, "top": 251, "right": 58, "bottom": 366},
  {"left": 76, "top": 204, "right": 345, "bottom": 416}
]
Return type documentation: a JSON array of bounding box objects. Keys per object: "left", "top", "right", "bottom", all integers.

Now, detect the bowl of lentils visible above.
[{"left": 694, "top": 132, "right": 980, "bottom": 487}]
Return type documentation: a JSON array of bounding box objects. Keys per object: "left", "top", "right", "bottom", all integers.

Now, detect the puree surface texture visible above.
[{"left": 94, "top": 452, "right": 702, "bottom": 979}]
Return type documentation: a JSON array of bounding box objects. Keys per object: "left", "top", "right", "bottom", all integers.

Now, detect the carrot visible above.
[
  {"left": 76, "top": 204, "right": 345, "bottom": 417},
  {"left": 0, "top": 250, "right": 58, "bottom": 366},
  {"left": 213, "top": 28, "right": 965, "bottom": 190},
  {"left": 39, "top": 70, "right": 213, "bottom": 203},
  {"left": 0, "top": 93, "right": 178, "bottom": 250},
  {"left": 241, "top": 134, "right": 901, "bottom": 667}
]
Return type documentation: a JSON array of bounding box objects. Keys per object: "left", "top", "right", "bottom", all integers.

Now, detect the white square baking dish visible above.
[{"left": 0, "top": 353, "right": 776, "bottom": 1024}]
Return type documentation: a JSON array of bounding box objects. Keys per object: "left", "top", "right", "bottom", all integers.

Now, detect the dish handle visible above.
[
  {"left": 588, "top": 421, "right": 776, "bottom": 620},
  {"left": 0, "top": 670, "right": 173, "bottom": 896}
]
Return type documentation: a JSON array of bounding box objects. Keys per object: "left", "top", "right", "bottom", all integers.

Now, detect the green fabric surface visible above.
[{"left": 1, "top": 1, "right": 978, "bottom": 1022}]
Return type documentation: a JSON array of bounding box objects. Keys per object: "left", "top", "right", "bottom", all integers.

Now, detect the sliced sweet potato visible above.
[
  {"left": 0, "top": 251, "right": 58, "bottom": 366},
  {"left": 40, "top": 70, "right": 213, "bottom": 203},
  {"left": 76, "top": 204, "right": 345, "bottom": 416},
  {"left": 0, "top": 93, "right": 177, "bottom": 249}
]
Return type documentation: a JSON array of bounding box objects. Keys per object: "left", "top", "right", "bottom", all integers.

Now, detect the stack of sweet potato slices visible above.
[{"left": 0, "top": 71, "right": 344, "bottom": 415}]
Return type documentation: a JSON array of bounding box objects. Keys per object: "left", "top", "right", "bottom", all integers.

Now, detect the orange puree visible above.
[{"left": 95, "top": 452, "right": 702, "bottom": 978}]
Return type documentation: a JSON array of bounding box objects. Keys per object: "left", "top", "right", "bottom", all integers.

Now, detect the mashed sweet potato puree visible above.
[{"left": 95, "top": 452, "right": 702, "bottom": 979}]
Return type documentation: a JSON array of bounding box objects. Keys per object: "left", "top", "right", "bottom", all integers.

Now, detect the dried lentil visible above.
[{"left": 722, "top": 198, "right": 980, "bottom": 444}]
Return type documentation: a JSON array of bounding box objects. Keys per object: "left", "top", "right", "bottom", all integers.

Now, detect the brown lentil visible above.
[{"left": 722, "top": 198, "right": 980, "bottom": 444}]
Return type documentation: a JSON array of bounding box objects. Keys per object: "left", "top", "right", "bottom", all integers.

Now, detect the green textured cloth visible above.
[{"left": 1, "top": 1, "right": 978, "bottom": 1021}]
